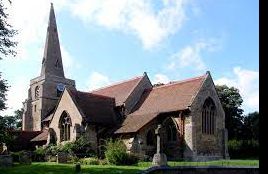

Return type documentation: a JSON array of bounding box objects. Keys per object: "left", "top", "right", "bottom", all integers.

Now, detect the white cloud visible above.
[
  {"left": 215, "top": 67, "right": 259, "bottom": 114},
  {"left": 152, "top": 73, "right": 170, "bottom": 84},
  {"left": 87, "top": 72, "right": 111, "bottom": 91},
  {"left": 70, "top": 0, "right": 188, "bottom": 49},
  {"left": 0, "top": 78, "right": 29, "bottom": 116},
  {"left": 168, "top": 39, "right": 220, "bottom": 71},
  {"left": 6, "top": 0, "right": 68, "bottom": 60}
]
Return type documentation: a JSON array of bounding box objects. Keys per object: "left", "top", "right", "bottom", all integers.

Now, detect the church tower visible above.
[{"left": 22, "top": 3, "right": 76, "bottom": 131}]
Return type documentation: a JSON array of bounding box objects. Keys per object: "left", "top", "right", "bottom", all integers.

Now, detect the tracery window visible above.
[
  {"left": 59, "top": 111, "right": 72, "bottom": 141},
  {"left": 167, "top": 124, "right": 177, "bottom": 141},
  {"left": 202, "top": 97, "right": 216, "bottom": 134}
]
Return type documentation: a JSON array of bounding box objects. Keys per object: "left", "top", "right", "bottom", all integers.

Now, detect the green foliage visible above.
[
  {"left": 104, "top": 139, "right": 138, "bottom": 165},
  {"left": 0, "top": 73, "right": 8, "bottom": 111},
  {"left": 242, "top": 112, "right": 259, "bottom": 140},
  {"left": 45, "top": 144, "right": 59, "bottom": 156},
  {"left": 33, "top": 147, "right": 46, "bottom": 162},
  {"left": 228, "top": 139, "right": 259, "bottom": 159},
  {"left": 216, "top": 85, "right": 244, "bottom": 140},
  {"left": 0, "top": 0, "right": 18, "bottom": 147},
  {"left": 0, "top": 0, "right": 17, "bottom": 60},
  {"left": 79, "top": 157, "right": 100, "bottom": 165},
  {"left": 72, "top": 136, "right": 95, "bottom": 157},
  {"left": 58, "top": 142, "right": 75, "bottom": 154},
  {"left": 10, "top": 151, "right": 24, "bottom": 162}
]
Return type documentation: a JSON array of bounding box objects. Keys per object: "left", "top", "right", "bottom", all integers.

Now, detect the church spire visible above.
[{"left": 41, "top": 3, "right": 65, "bottom": 77}]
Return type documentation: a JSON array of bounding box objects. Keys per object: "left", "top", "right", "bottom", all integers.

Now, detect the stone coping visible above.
[{"left": 142, "top": 165, "right": 259, "bottom": 174}]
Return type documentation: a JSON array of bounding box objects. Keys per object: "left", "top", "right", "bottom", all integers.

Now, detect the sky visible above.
[{"left": 0, "top": 0, "right": 259, "bottom": 116}]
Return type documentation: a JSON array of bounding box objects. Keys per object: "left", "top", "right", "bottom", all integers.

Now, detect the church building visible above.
[{"left": 22, "top": 4, "right": 229, "bottom": 161}]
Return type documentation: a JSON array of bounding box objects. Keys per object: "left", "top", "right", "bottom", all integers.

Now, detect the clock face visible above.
[{"left": 57, "top": 83, "right": 65, "bottom": 92}]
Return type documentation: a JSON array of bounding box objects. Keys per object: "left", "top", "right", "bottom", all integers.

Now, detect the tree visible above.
[
  {"left": 0, "top": 73, "right": 8, "bottom": 111},
  {"left": 0, "top": 0, "right": 17, "bottom": 113},
  {"left": 0, "top": 0, "right": 17, "bottom": 60},
  {"left": 242, "top": 111, "right": 259, "bottom": 140},
  {"left": 215, "top": 85, "right": 244, "bottom": 140}
]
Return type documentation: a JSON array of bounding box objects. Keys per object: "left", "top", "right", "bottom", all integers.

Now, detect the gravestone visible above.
[
  {"left": 152, "top": 124, "right": 167, "bottom": 166},
  {"left": 57, "top": 152, "right": 68, "bottom": 163},
  {"left": 19, "top": 152, "right": 32, "bottom": 165}
]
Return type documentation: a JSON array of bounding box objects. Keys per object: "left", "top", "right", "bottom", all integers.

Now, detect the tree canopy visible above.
[
  {"left": 215, "top": 85, "right": 244, "bottom": 140},
  {"left": 0, "top": 0, "right": 17, "bottom": 113},
  {"left": 0, "top": 0, "right": 17, "bottom": 60}
]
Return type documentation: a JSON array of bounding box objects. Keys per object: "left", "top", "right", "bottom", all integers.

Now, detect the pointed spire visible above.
[{"left": 41, "top": 3, "right": 65, "bottom": 77}]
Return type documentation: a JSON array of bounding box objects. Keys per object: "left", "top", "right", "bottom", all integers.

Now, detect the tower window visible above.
[
  {"left": 34, "top": 105, "right": 37, "bottom": 112},
  {"left": 35, "top": 86, "right": 40, "bottom": 99},
  {"left": 202, "top": 97, "right": 216, "bottom": 135}
]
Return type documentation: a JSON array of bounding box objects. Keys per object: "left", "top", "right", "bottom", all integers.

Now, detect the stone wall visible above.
[
  {"left": 189, "top": 73, "right": 228, "bottom": 161},
  {"left": 122, "top": 116, "right": 183, "bottom": 160},
  {"left": 22, "top": 74, "right": 76, "bottom": 131},
  {"left": 49, "top": 89, "right": 83, "bottom": 144},
  {"left": 142, "top": 166, "right": 259, "bottom": 174},
  {"left": 0, "top": 155, "right": 12, "bottom": 167}
]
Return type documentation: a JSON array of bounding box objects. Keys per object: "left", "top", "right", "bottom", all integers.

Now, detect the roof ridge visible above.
[
  {"left": 76, "top": 90, "right": 115, "bottom": 100},
  {"left": 90, "top": 74, "right": 144, "bottom": 92},
  {"left": 153, "top": 74, "right": 206, "bottom": 90}
]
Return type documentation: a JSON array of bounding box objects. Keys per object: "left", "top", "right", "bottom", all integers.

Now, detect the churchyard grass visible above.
[{"left": 0, "top": 160, "right": 259, "bottom": 174}]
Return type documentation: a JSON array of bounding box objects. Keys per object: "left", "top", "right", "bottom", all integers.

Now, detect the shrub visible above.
[
  {"left": 45, "top": 144, "right": 59, "bottom": 156},
  {"left": 73, "top": 136, "right": 96, "bottom": 157},
  {"left": 33, "top": 146, "right": 46, "bottom": 162},
  {"left": 80, "top": 157, "right": 100, "bottom": 165},
  {"left": 104, "top": 139, "right": 138, "bottom": 165},
  {"left": 10, "top": 151, "right": 24, "bottom": 162},
  {"left": 228, "top": 139, "right": 259, "bottom": 159}
]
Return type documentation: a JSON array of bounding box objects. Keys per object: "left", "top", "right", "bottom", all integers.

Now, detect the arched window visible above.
[
  {"left": 202, "top": 97, "right": 216, "bottom": 134},
  {"left": 167, "top": 124, "right": 177, "bottom": 141},
  {"left": 146, "top": 129, "right": 156, "bottom": 146},
  {"left": 59, "top": 111, "right": 72, "bottom": 141},
  {"left": 35, "top": 86, "right": 40, "bottom": 99}
]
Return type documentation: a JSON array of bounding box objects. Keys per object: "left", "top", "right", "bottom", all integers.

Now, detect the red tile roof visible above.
[
  {"left": 31, "top": 129, "right": 49, "bottom": 142},
  {"left": 68, "top": 89, "right": 117, "bottom": 125},
  {"left": 115, "top": 113, "right": 158, "bottom": 134},
  {"left": 91, "top": 75, "right": 144, "bottom": 106},
  {"left": 115, "top": 74, "right": 207, "bottom": 133},
  {"left": 9, "top": 130, "right": 43, "bottom": 151}
]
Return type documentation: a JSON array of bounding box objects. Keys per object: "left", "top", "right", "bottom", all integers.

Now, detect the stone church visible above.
[{"left": 22, "top": 4, "right": 229, "bottom": 161}]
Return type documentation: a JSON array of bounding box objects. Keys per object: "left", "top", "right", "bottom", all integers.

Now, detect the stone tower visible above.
[{"left": 22, "top": 3, "right": 76, "bottom": 131}]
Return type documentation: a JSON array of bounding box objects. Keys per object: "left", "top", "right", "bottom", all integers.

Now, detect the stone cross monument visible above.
[{"left": 152, "top": 124, "right": 167, "bottom": 166}]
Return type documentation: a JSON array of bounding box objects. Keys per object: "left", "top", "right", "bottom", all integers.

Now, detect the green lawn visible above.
[{"left": 0, "top": 160, "right": 259, "bottom": 174}]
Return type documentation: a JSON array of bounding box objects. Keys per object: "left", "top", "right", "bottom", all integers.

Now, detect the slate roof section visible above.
[
  {"left": 115, "top": 74, "right": 207, "bottom": 134},
  {"left": 68, "top": 89, "right": 117, "bottom": 125},
  {"left": 31, "top": 129, "right": 49, "bottom": 142},
  {"left": 90, "top": 75, "right": 144, "bottom": 106}
]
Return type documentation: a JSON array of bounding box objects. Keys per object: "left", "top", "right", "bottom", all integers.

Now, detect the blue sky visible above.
[{"left": 0, "top": 0, "right": 258, "bottom": 116}]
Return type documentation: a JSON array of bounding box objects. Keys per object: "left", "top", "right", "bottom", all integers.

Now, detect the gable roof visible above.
[
  {"left": 91, "top": 75, "right": 144, "bottom": 106},
  {"left": 115, "top": 74, "right": 207, "bottom": 134},
  {"left": 68, "top": 89, "right": 117, "bottom": 125},
  {"left": 31, "top": 129, "right": 49, "bottom": 142}
]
